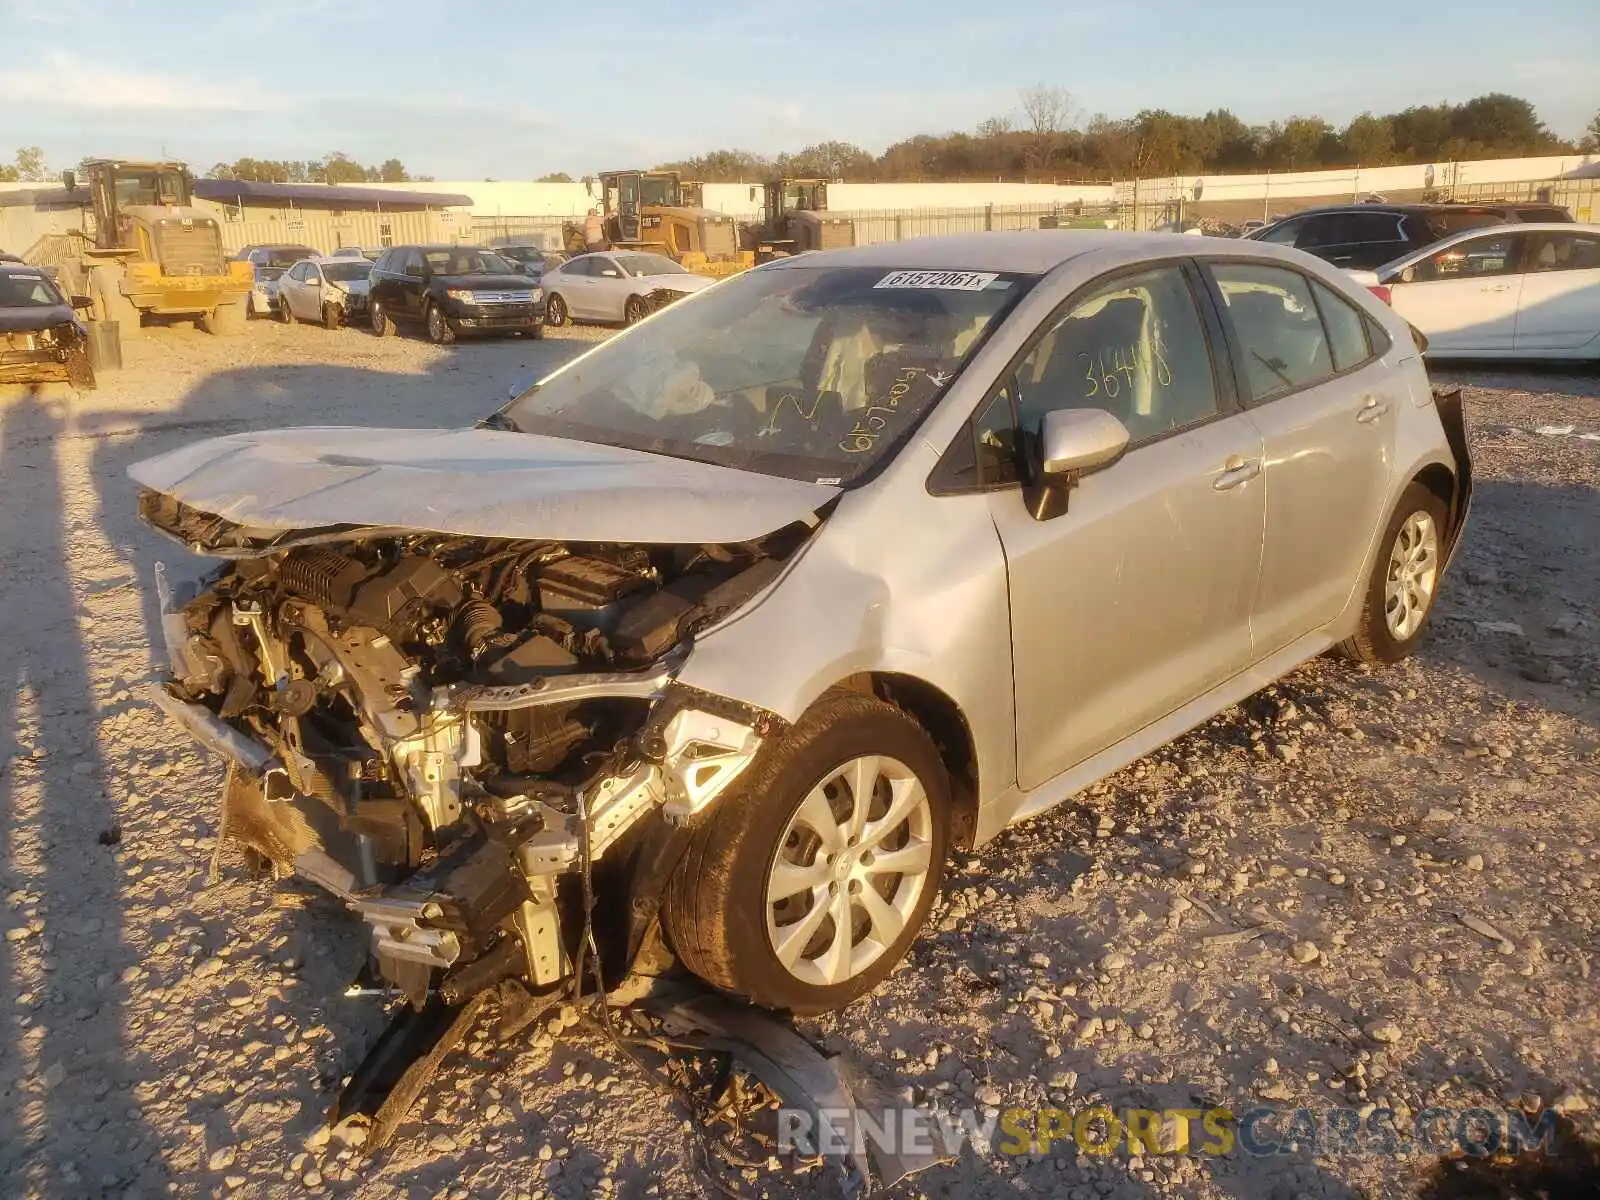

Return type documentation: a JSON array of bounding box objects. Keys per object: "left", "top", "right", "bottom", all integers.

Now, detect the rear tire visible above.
[
  {"left": 369, "top": 297, "right": 395, "bottom": 337},
  {"left": 202, "top": 299, "right": 248, "bottom": 336},
  {"left": 276, "top": 296, "right": 295, "bottom": 324},
  {"left": 543, "top": 293, "right": 568, "bottom": 327},
  {"left": 662, "top": 691, "right": 950, "bottom": 1014},
  {"left": 1337, "top": 482, "right": 1450, "bottom": 665}
]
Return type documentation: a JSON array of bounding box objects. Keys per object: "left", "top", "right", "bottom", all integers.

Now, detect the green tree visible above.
[
  {"left": 11, "top": 146, "right": 49, "bottom": 181},
  {"left": 377, "top": 158, "right": 411, "bottom": 183},
  {"left": 1342, "top": 113, "right": 1397, "bottom": 165},
  {"left": 536, "top": 171, "right": 574, "bottom": 183},
  {"left": 1583, "top": 109, "right": 1600, "bottom": 152},
  {"left": 320, "top": 152, "right": 368, "bottom": 185}
]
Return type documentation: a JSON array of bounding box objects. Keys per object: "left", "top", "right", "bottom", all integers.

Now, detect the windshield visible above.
[
  {"left": 614, "top": 252, "right": 686, "bottom": 278},
  {"left": 112, "top": 169, "right": 187, "bottom": 207},
  {"left": 0, "top": 272, "right": 64, "bottom": 308},
  {"left": 322, "top": 261, "right": 372, "bottom": 282},
  {"left": 499, "top": 264, "right": 1029, "bottom": 483},
  {"left": 639, "top": 177, "right": 680, "bottom": 206},
  {"left": 259, "top": 246, "right": 316, "bottom": 268},
  {"left": 425, "top": 248, "right": 514, "bottom": 275}
]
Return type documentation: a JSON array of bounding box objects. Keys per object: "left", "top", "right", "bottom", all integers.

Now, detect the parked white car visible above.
[
  {"left": 275, "top": 256, "right": 373, "bottom": 328},
  {"left": 1356, "top": 222, "right": 1600, "bottom": 359},
  {"left": 540, "top": 250, "right": 717, "bottom": 326}
]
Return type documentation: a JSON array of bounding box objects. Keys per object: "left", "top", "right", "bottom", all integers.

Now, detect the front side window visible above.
[
  {"left": 1013, "top": 265, "right": 1220, "bottom": 445},
  {"left": 499, "top": 264, "right": 1030, "bottom": 483},
  {"left": 1409, "top": 232, "right": 1524, "bottom": 282},
  {"left": 1211, "top": 263, "right": 1335, "bottom": 402}
]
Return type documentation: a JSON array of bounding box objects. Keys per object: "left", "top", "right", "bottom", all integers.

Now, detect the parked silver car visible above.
[
  {"left": 540, "top": 250, "right": 716, "bottom": 326},
  {"left": 275, "top": 255, "right": 373, "bottom": 328},
  {"left": 132, "top": 232, "right": 1469, "bottom": 1019}
]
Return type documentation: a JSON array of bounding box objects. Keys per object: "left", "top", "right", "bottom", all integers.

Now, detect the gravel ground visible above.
[{"left": 0, "top": 324, "right": 1595, "bottom": 1200}]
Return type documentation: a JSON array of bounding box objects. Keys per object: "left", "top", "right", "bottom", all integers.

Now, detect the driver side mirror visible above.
[{"left": 1026, "top": 408, "right": 1130, "bottom": 521}]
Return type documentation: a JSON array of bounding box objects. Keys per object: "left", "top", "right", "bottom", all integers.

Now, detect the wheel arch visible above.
[{"left": 829, "top": 671, "right": 980, "bottom": 851}]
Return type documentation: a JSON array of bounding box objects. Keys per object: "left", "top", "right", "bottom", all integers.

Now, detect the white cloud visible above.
[{"left": 0, "top": 52, "right": 273, "bottom": 113}]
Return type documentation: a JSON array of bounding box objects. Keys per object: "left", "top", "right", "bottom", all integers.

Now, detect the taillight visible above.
[{"left": 1367, "top": 284, "right": 1393, "bottom": 306}]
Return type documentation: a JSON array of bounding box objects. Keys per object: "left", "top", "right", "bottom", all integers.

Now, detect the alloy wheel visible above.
[
  {"left": 1384, "top": 510, "right": 1439, "bottom": 640},
  {"left": 764, "top": 754, "right": 935, "bottom": 988}
]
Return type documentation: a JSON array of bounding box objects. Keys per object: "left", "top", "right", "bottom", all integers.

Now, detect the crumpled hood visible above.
[
  {"left": 0, "top": 304, "right": 78, "bottom": 333},
  {"left": 128, "top": 426, "right": 841, "bottom": 545}
]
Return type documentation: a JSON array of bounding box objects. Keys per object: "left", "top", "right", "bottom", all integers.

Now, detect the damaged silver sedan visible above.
[{"left": 134, "top": 232, "right": 1471, "bottom": 1028}]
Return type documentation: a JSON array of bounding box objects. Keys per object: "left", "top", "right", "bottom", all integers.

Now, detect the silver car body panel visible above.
[
  {"left": 136, "top": 232, "right": 1463, "bottom": 857},
  {"left": 127, "top": 425, "right": 842, "bottom": 546}
]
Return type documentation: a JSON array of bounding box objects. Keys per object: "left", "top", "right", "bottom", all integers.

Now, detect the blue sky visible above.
[{"left": 1, "top": 0, "right": 1594, "bottom": 179}]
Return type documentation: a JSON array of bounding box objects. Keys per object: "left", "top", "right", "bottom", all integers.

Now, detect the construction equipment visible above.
[
  {"left": 54, "top": 159, "right": 253, "bottom": 337},
  {"left": 563, "top": 170, "right": 749, "bottom": 278},
  {"left": 742, "top": 179, "right": 856, "bottom": 264}
]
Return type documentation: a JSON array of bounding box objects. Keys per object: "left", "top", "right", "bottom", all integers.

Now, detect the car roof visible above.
[
  {"left": 1379, "top": 221, "right": 1600, "bottom": 273},
  {"left": 1271, "top": 202, "right": 1555, "bottom": 220},
  {"left": 0, "top": 262, "right": 53, "bottom": 275},
  {"left": 766, "top": 230, "right": 1254, "bottom": 275},
  {"left": 307, "top": 255, "right": 371, "bottom": 266}
]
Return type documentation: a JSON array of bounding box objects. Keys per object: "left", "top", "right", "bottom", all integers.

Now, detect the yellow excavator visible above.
[
  {"left": 54, "top": 159, "right": 253, "bottom": 337},
  {"left": 564, "top": 170, "right": 751, "bottom": 278}
]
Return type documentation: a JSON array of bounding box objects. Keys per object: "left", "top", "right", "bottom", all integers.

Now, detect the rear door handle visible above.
[
  {"left": 1357, "top": 395, "right": 1390, "bottom": 423},
  {"left": 1213, "top": 457, "right": 1261, "bottom": 490}
]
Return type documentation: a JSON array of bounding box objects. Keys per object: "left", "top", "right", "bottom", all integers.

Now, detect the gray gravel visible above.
[{"left": 1, "top": 329, "right": 1595, "bottom": 1199}]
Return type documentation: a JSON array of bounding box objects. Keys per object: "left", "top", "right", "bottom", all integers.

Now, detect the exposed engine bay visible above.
[{"left": 141, "top": 488, "right": 811, "bottom": 1008}]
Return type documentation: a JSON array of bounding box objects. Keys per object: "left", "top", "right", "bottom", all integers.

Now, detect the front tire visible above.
[
  {"left": 322, "top": 302, "right": 341, "bottom": 331},
  {"left": 663, "top": 691, "right": 950, "bottom": 1014},
  {"left": 1338, "top": 482, "right": 1449, "bottom": 665},
  {"left": 370, "top": 297, "right": 395, "bottom": 337},
  {"left": 426, "top": 302, "right": 456, "bottom": 345},
  {"left": 624, "top": 294, "right": 647, "bottom": 325},
  {"left": 543, "top": 293, "right": 568, "bottom": 327}
]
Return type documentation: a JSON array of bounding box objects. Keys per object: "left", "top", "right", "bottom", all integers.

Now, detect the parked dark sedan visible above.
[
  {"left": 367, "top": 245, "right": 545, "bottom": 343},
  {"left": 1245, "top": 202, "right": 1574, "bottom": 270},
  {"left": 0, "top": 264, "right": 94, "bottom": 389}
]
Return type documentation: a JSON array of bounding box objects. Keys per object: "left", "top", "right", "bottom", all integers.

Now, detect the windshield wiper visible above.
[{"left": 478, "top": 411, "right": 520, "bottom": 432}]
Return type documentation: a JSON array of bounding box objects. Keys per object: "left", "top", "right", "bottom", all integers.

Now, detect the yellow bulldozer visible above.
[
  {"left": 741, "top": 178, "right": 857, "bottom": 264},
  {"left": 563, "top": 170, "right": 750, "bottom": 278},
  {"left": 55, "top": 159, "right": 254, "bottom": 337}
]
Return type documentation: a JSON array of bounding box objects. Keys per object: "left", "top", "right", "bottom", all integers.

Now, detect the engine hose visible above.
[{"left": 452, "top": 599, "right": 505, "bottom": 658}]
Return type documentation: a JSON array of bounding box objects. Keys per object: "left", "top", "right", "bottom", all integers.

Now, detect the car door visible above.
[
  {"left": 278, "top": 262, "right": 303, "bottom": 318},
  {"left": 590, "top": 256, "right": 628, "bottom": 320},
  {"left": 1204, "top": 261, "right": 1398, "bottom": 653},
  {"left": 396, "top": 249, "right": 428, "bottom": 320},
  {"left": 556, "top": 258, "right": 596, "bottom": 317},
  {"left": 286, "top": 262, "right": 316, "bottom": 320},
  {"left": 1385, "top": 230, "right": 1529, "bottom": 353},
  {"left": 1513, "top": 230, "right": 1600, "bottom": 353},
  {"left": 984, "top": 261, "right": 1266, "bottom": 789}
]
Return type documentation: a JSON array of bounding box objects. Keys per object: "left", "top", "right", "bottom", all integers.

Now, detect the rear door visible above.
[
  {"left": 558, "top": 257, "right": 597, "bottom": 317},
  {"left": 1386, "top": 230, "right": 1529, "bottom": 354},
  {"left": 1513, "top": 230, "right": 1600, "bottom": 353},
  {"left": 1203, "top": 261, "right": 1397, "bottom": 651},
  {"left": 280, "top": 262, "right": 308, "bottom": 319},
  {"left": 395, "top": 249, "right": 427, "bottom": 319}
]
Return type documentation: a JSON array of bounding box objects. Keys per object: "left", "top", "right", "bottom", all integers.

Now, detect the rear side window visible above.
[
  {"left": 1258, "top": 218, "right": 1303, "bottom": 246},
  {"left": 1302, "top": 212, "right": 1403, "bottom": 248},
  {"left": 1528, "top": 232, "right": 1600, "bottom": 272},
  {"left": 1210, "top": 263, "right": 1335, "bottom": 402},
  {"left": 1013, "top": 264, "right": 1220, "bottom": 446},
  {"left": 1310, "top": 280, "right": 1373, "bottom": 372}
]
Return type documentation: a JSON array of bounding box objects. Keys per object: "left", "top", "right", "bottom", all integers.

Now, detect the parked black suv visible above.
[
  {"left": 367, "top": 245, "right": 545, "bottom": 343},
  {"left": 1246, "top": 202, "right": 1573, "bottom": 270}
]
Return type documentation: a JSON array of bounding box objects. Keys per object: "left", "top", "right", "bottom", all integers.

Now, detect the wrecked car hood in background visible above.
[{"left": 128, "top": 426, "right": 841, "bottom": 545}]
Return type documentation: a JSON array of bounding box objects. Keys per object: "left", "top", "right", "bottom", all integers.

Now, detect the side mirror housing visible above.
[{"left": 1026, "top": 408, "right": 1130, "bottom": 520}]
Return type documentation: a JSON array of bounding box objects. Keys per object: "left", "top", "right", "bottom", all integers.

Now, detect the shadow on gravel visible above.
[{"left": 0, "top": 387, "right": 163, "bottom": 1196}]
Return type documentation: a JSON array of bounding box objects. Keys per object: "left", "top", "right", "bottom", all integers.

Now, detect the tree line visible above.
[
  {"left": 659, "top": 93, "right": 1600, "bottom": 183},
  {"left": 205, "top": 153, "right": 429, "bottom": 184}
]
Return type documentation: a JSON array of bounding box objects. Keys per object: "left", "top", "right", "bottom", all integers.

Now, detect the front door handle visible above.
[
  {"left": 1357, "top": 395, "right": 1390, "bottom": 423},
  {"left": 1213, "top": 457, "right": 1261, "bottom": 490}
]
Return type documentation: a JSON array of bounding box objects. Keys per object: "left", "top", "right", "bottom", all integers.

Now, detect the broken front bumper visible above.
[{"left": 148, "top": 567, "right": 776, "bottom": 1005}]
